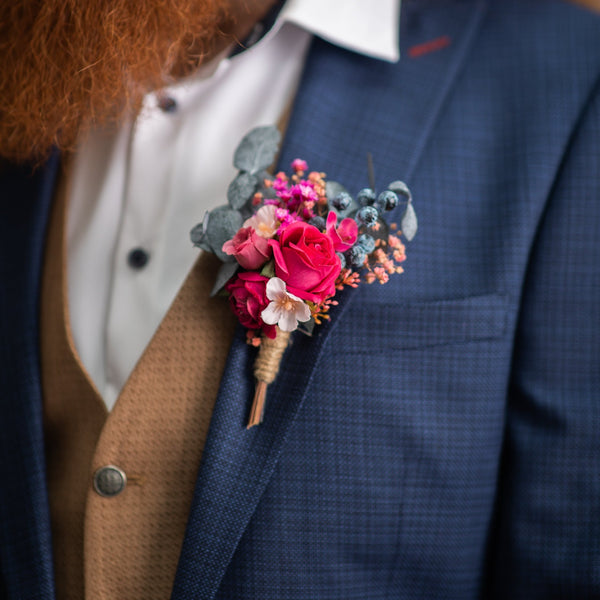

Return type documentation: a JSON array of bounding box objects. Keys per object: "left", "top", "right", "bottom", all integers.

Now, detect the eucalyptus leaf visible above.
[
  {"left": 233, "top": 125, "right": 281, "bottom": 175},
  {"left": 326, "top": 181, "right": 348, "bottom": 199},
  {"left": 210, "top": 260, "right": 239, "bottom": 297},
  {"left": 401, "top": 202, "right": 418, "bottom": 241},
  {"left": 190, "top": 212, "right": 212, "bottom": 251},
  {"left": 227, "top": 171, "right": 258, "bottom": 209},
  {"left": 205, "top": 207, "right": 243, "bottom": 262},
  {"left": 190, "top": 222, "right": 205, "bottom": 245},
  {"left": 388, "top": 180, "right": 412, "bottom": 202}
]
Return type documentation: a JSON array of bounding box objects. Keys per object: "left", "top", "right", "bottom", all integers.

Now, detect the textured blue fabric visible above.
[
  {"left": 0, "top": 156, "right": 59, "bottom": 599},
  {"left": 2, "top": 0, "right": 600, "bottom": 598}
]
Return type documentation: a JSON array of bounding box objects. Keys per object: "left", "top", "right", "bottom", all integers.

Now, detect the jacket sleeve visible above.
[{"left": 486, "top": 78, "right": 600, "bottom": 598}]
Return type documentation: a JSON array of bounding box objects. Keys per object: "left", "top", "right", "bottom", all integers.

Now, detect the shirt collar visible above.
[
  {"left": 166, "top": 0, "right": 401, "bottom": 86},
  {"left": 277, "top": 0, "right": 401, "bottom": 63}
]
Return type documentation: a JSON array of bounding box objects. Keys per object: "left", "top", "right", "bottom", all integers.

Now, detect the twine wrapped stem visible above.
[{"left": 248, "top": 327, "right": 291, "bottom": 428}]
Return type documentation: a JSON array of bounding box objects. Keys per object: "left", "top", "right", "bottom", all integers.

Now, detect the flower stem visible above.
[
  {"left": 248, "top": 381, "right": 268, "bottom": 428},
  {"left": 247, "top": 328, "right": 291, "bottom": 428}
]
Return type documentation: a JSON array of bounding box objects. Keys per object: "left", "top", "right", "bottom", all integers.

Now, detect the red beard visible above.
[{"left": 0, "top": 0, "right": 273, "bottom": 163}]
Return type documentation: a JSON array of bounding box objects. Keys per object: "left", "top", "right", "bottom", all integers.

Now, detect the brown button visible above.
[{"left": 93, "top": 465, "right": 127, "bottom": 497}]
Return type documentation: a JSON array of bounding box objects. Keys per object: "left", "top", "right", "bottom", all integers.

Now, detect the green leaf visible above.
[
  {"left": 205, "top": 206, "right": 243, "bottom": 262},
  {"left": 260, "top": 260, "right": 276, "bottom": 279},
  {"left": 190, "top": 213, "right": 212, "bottom": 251},
  {"left": 325, "top": 181, "right": 348, "bottom": 199},
  {"left": 233, "top": 125, "right": 281, "bottom": 175},
  {"left": 227, "top": 171, "right": 258, "bottom": 210},
  {"left": 401, "top": 201, "right": 418, "bottom": 241},
  {"left": 387, "top": 180, "right": 412, "bottom": 202},
  {"left": 210, "top": 260, "right": 239, "bottom": 297},
  {"left": 298, "top": 318, "right": 316, "bottom": 336}
]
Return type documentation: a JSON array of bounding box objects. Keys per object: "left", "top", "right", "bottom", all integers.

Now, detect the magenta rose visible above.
[
  {"left": 224, "top": 272, "right": 276, "bottom": 338},
  {"left": 222, "top": 226, "right": 271, "bottom": 270},
  {"left": 326, "top": 211, "right": 358, "bottom": 252},
  {"left": 270, "top": 221, "right": 341, "bottom": 303}
]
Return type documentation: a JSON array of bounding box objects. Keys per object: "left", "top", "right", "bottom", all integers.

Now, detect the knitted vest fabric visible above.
[{"left": 41, "top": 166, "right": 237, "bottom": 599}]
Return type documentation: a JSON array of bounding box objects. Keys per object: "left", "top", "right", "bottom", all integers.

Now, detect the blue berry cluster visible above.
[
  {"left": 308, "top": 215, "right": 326, "bottom": 230},
  {"left": 326, "top": 180, "right": 413, "bottom": 268},
  {"left": 352, "top": 186, "right": 402, "bottom": 234},
  {"left": 345, "top": 245, "right": 367, "bottom": 268},
  {"left": 331, "top": 192, "right": 352, "bottom": 211},
  {"left": 344, "top": 233, "right": 378, "bottom": 267},
  {"left": 357, "top": 187, "right": 401, "bottom": 212},
  {"left": 357, "top": 233, "right": 376, "bottom": 253}
]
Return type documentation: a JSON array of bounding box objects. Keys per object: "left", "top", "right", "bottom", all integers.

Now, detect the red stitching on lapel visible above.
[{"left": 408, "top": 35, "right": 452, "bottom": 58}]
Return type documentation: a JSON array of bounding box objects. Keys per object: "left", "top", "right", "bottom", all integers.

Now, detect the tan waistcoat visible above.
[{"left": 41, "top": 166, "right": 236, "bottom": 599}]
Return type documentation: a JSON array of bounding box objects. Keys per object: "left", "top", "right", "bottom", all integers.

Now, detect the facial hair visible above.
[{"left": 0, "top": 0, "right": 243, "bottom": 163}]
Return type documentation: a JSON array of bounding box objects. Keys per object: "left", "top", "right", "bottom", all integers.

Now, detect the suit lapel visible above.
[
  {"left": 173, "top": 2, "right": 489, "bottom": 598},
  {"left": 0, "top": 154, "right": 60, "bottom": 598}
]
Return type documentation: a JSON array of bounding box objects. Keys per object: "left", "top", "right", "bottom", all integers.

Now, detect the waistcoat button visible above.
[{"left": 93, "top": 465, "right": 127, "bottom": 497}]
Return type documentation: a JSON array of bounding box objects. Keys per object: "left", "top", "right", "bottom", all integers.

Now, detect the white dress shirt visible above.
[{"left": 67, "top": 0, "right": 400, "bottom": 410}]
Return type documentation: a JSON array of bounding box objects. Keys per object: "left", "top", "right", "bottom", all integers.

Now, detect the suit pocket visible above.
[{"left": 337, "top": 292, "right": 509, "bottom": 353}]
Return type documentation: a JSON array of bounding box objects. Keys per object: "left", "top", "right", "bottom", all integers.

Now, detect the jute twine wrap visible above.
[{"left": 248, "top": 327, "right": 291, "bottom": 428}]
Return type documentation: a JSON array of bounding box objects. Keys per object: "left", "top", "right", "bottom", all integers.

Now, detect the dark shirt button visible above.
[
  {"left": 127, "top": 248, "right": 150, "bottom": 269},
  {"left": 157, "top": 95, "right": 177, "bottom": 113},
  {"left": 93, "top": 465, "right": 127, "bottom": 497}
]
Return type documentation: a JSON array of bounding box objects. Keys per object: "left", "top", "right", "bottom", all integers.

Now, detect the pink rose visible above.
[
  {"left": 326, "top": 211, "right": 358, "bottom": 252},
  {"left": 224, "top": 272, "right": 276, "bottom": 338},
  {"left": 222, "top": 226, "right": 271, "bottom": 270},
  {"left": 270, "top": 221, "right": 341, "bottom": 303}
]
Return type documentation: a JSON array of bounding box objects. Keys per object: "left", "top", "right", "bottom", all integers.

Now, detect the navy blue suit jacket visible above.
[{"left": 2, "top": 0, "right": 600, "bottom": 598}]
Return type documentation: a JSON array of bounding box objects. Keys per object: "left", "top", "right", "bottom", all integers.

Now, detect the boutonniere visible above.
[{"left": 191, "top": 126, "right": 417, "bottom": 428}]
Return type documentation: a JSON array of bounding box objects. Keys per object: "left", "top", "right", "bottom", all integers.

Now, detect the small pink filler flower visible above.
[{"left": 261, "top": 277, "right": 311, "bottom": 332}]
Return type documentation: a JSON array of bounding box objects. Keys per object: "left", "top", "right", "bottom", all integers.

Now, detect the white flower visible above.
[
  {"left": 243, "top": 205, "right": 279, "bottom": 238},
  {"left": 261, "top": 277, "right": 311, "bottom": 332}
]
